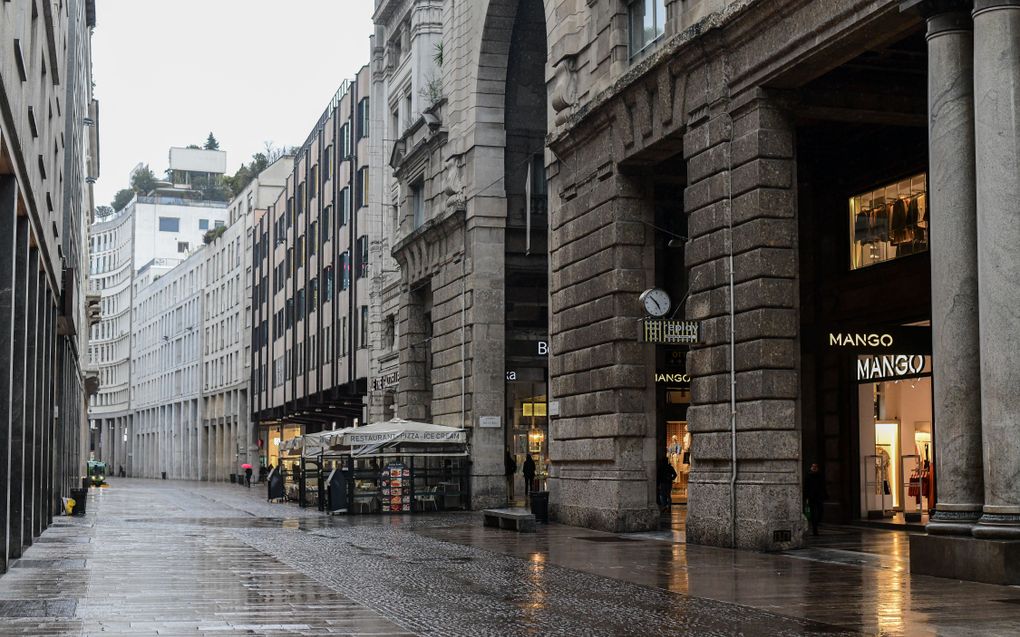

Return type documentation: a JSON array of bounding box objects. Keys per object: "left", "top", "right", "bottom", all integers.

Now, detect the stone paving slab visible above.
[{"left": 4, "top": 479, "right": 1020, "bottom": 636}]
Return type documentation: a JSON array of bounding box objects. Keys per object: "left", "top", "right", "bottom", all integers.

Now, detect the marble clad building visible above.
[{"left": 0, "top": 0, "right": 100, "bottom": 572}]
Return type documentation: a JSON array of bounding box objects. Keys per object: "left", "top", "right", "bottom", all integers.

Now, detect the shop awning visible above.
[{"left": 343, "top": 418, "right": 466, "bottom": 448}]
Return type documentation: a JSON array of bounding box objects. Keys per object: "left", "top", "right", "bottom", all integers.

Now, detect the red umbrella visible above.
[{"left": 241, "top": 463, "right": 253, "bottom": 469}]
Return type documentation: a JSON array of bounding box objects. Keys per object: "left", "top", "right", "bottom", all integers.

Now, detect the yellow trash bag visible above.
[{"left": 63, "top": 497, "right": 75, "bottom": 516}]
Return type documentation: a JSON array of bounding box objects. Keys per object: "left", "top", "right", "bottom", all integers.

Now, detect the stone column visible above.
[
  {"left": 684, "top": 93, "right": 802, "bottom": 550},
  {"left": 924, "top": 2, "right": 985, "bottom": 535},
  {"left": 972, "top": 0, "right": 1020, "bottom": 539}
]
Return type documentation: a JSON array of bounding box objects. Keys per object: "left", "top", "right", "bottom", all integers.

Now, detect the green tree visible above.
[
  {"left": 130, "top": 164, "right": 158, "bottom": 195},
  {"left": 191, "top": 174, "right": 230, "bottom": 202},
  {"left": 95, "top": 205, "right": 114, "bottom": 219},
  {"left": 204, "top": 132, "right": 220, "bottom": 151},
  {"left": 111, "top": 188, "right": 134, "bottom": 212}
]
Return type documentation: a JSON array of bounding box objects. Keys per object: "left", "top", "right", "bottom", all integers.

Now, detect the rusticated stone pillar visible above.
[
  {"left": 972, "top": 0, "right": 1020, "bottom": 539},
  {"left": 924, "top": 1, "right": 984, "bottom": 535},
  {"left": 684, "top": 92, "right": 803, "bottom": 550}
]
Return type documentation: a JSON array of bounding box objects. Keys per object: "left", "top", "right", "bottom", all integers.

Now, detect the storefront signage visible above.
[
  {"left": 346, "top": 429, "right": 467, "bottom": 445},
  {"left": 507, "top": 339, "right": 551, "bottom": 358},
  {"left": 655, "top": 372, "right": 691, "bottom": 384},
  {"left": 640, "top": 319, "right": 700, "bottom": 344},
  {"left": 371, "top": 371, "right": 399, "bottom": 390},
  {"left": 856, "top": 354, "right": 930, "bottom": 382},
  {"left": 824, "top": 326, "right": 931, "bottom": 354},
  {"left": 479, "top": 416, "right": 502, "bottom": 428}
]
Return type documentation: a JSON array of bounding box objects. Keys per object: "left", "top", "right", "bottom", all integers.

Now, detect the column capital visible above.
[{"left": 974, "top": 0, "right": 1020, "bottom": 14}]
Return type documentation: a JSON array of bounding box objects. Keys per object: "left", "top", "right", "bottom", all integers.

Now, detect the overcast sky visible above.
[{"left": 92, "top": 0, "right": 375, "bottom": 208}]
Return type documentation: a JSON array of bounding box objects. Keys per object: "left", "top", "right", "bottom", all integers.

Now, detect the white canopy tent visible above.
[{"left": 288, "top": 419, "right": 467, "bottom": 458}]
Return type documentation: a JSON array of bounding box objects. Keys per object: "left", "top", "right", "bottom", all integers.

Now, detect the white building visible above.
[
  {"left": 88, "top": 189, "right": 229, "bottom": 471},
  {"left": 130, "top": 252, "right": 205, "bottom": 478},
  {"left": 105, "top": 157, "right": 291, "bottom": 479}
]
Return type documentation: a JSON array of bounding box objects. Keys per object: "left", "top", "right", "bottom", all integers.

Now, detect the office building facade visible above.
[{"left": 0, "top": 0, "right": 99, "bottom": 572}]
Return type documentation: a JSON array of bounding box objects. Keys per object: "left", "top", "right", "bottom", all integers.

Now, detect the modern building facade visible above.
[
  {"left": 372, "top": 0, "right": 550, "bottom": 508},
  {"left": 0, "top": 0, "right": 99, "bottom": 572},
  {"left": 93, "top": 157, "right": 289, "bottom": 480},
  {"left": 88, "top": 189, "right": 229, "bottom": 470},
  {"left": 251, "top": 71, "right": 376, "bottom": 465}
]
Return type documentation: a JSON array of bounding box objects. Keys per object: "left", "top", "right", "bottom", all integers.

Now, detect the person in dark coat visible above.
[
  {"left": 657, "top": 455, "right": 677, "bottom": 511},
  {"left": 523, "top": 454, "right": 537, "bottom": 497},
  {"left": 804, "top": 463, "right": 828, "bottom": 536},
  {"left": 244, "top": 466, "right": 253, "bottom": 488},
  {"left": 505, "top": 450, "right": 517, "bottom": 502}
]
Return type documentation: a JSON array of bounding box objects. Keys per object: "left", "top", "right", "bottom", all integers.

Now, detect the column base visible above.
[
  {"left": 926, "top": 508, "right": 981, "bottom": 535},
  {"left": 910, "top": 533, "right": 1020, "bottom": 584},
  {"left": 973, "top": 513, "right": 1020, "bottom": 540}
]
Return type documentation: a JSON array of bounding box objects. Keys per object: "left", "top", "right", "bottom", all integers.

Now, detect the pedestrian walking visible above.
[
  {"left": 804, "top": 463, "right": 827, "bottom": 536},
  {"left": 656, "top": 455, "right": 677, "bottom": 511},
  {"left": 505, "top": 450, "right": 517, "bottom": 502},
  {"left": 523, "top": 454, "right": 536, "bottom": 497},
  {"left": 118, "top": 465, "right": 125, "bottom": 478},
  {"left": 244, "top": 465, "right": 253, "bottom": 488}
]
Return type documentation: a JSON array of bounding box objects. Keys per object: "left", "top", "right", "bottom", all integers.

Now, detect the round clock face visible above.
[{"left": 640, "top": 288, "right": 671, "bottom": 317}]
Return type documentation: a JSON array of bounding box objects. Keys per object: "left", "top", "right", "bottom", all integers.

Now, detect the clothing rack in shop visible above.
[{"left": 864, "top": 453, "right": 892, "bottom": 518}]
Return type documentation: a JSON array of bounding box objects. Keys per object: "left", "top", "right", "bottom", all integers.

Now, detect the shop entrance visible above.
[
  {"left": 795, "top": 27, "right": 932, "bottom": 528},
  {"left": 858, "top": 372, "right": 934, "bottom": 524}
]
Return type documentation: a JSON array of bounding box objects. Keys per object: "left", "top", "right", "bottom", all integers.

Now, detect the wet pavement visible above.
[{"left": 1, "top": 479, "right": 1019, "bottom": 635}]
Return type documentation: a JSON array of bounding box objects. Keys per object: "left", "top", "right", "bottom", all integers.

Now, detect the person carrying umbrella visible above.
[{"left": 242, "top": 463, "right": 253, "bottom": 488}]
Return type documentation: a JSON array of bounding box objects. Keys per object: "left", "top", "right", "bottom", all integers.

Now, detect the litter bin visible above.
[
  {"left": 530, "top": 491, "right": 549, "bottom": 524},
  {"left": 161, "top": 471, "right": 167, "bottom": 480},
  {"left": 229, "top": 474, "right": 237, "bottom": 484},
  {"left": 70, "top": 488, "right": 88, "bottom": 516}
]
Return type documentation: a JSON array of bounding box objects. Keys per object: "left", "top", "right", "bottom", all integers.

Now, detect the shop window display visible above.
[
  {"left": 849, "top": 173, "right": 928, "bottom": 270},
  {"left": 859, "top": 372, "right": 935, "bottom": 524},
  {"left": 666, "top": 421, "right": 691, "bottom": 502}
]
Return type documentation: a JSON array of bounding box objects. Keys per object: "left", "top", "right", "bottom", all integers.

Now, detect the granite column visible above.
[
  {"left": 924, "top": 1, "right": 985, "bottom": 535},
  {"left": 972, "top": 0, "right": 1020, "bottom": 539}
]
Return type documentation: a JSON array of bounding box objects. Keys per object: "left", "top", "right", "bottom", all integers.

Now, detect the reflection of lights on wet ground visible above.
[{"left": 524, "top": 552, "right": 547, "bottom": 614}]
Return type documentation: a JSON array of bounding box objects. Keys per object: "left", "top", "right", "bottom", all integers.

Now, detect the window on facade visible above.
[
  {"left": 199, "top": 218, "right": 209, "bottom": 230},
  {"left": 849, "top": 173, "right": 928, "bottom": 270},
  {"left": 357, "top": 98, "right": 370, "bottom": 139},
  {"left": 309, "top": 222, "right": 317, "bottom": 257},
  {"left": 339, "top": 188, "right": 350, "bottom": 225},
  {"left": 342, "top": 317, "right": 348, "bottom": 356},
  {"left": 355, "top": 167, "right": 369, "bottom": 209},
  {"left": 159, "top": 216, "right": 180, "bottom": 232},
  {"left": 214, "top": 220, "right": 225, "bottom": 228},
  {"left": 323, "top": 147, "right": 332, "bottom": 182},
  {"left": 384, "top": 314, "right": 396, "bottom": 349},
  {"left": 323, "top": 266, "right": 334, "bottom": 302},
  {"left": 339, "top": 123, "right": 351, "bottom": 159},
  {"left": 322, "top": 206, "right": 331, "bottom": 243},
  {"left": 356, "top": 235, "right": 369, "bottom": 279},
  {"left": 411, "top": 179, "right": 425, "bottom": 229},
  {"left": 629, "top": 0, "right": 666, "bottom": 57},
  {"left": 360, "top": 305, "right": 369, "bottom": 348},
  {"left": 177, "top": 241, "right": 189, "bottom": 253},
  {"left": 296, "top": 288, "right": 305, "bottom": 322},
  {"left": 341, "top": 251, "right": 351, "bottom": 290}
]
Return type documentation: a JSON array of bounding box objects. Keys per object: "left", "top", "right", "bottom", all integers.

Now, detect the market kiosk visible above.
[{"left": 295, "top": 419, "right": 470, "bottom": 514}]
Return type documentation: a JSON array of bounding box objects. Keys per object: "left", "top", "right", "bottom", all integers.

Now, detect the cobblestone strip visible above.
[{"left": 229, "top": 525, "right": 859, "bottom": 637}]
